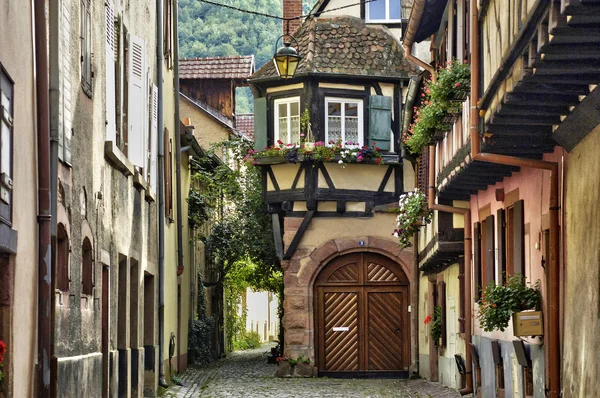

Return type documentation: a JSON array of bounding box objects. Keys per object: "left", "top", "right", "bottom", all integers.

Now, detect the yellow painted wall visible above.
[
  {"left": 179, "top": 95, "right": 231, "bottom": 151},
  {"left": 0, "top": 1, "right": 38, "bottom": 396}
]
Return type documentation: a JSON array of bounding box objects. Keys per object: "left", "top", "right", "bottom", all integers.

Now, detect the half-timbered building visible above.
[
  {"left": 405, "top": 0, "right": 600, "bottom": 397},
  {"left": 249, "top": 0, "right": 429, "bottom": 377}
]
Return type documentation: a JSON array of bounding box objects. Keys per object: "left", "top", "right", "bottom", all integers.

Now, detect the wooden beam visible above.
[
  {"left": 512, "top": 82, "right": 590, "bottom": 95},
  {"left": 496, "top": 102, "right": 570, "bottom": 116},
  {"left": 377, "top": 166, "right": 394, "bottom": 193},
  {"left": 283, "top": 210, "right": 315, "bottom": 260},
  {"left": 266, "top": 166, "right": 280, "bottom": 191},
  {"left": 504, "top": 92, "right": 580, "bottom": 106},
  {"left": 318, "top": 163, "right": 335, "bottom": 189},
  {"left": 291, "top": 166, "right": 303, "bottom": 190},
  {"left": 490, "top": 114, "right": 561, "bottom": 126}
]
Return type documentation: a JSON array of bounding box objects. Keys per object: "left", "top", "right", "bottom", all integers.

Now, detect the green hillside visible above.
[{"left": 178, "top": 0, "right": 316, "bottom": 114}]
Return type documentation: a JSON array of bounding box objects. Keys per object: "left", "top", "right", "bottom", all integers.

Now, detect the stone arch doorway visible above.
[{"left": 314, "top": 252, "right": 410, "bottom": 377}]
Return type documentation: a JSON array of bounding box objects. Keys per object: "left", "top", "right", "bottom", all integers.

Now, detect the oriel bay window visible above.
[
  {"left": 325, "top": 98, "right": 363, "bottom": 146},
  {"left": 274, "top": 97, "right": 300, "bottom": 144}
]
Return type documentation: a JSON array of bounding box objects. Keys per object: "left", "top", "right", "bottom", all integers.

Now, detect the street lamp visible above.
[{"left": 273, "top": 35, "right": 301, "bottom": 79}]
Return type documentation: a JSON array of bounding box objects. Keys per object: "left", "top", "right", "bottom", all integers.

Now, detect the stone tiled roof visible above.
[
  {"left": 235, "top": 114, "right": 254, "bottom": 141},
  {"left": 180, "top": 56, "right": 255, "bottom": 80},
  {"left": 251, "top": 16, "right": 418, "bottom": 81}
]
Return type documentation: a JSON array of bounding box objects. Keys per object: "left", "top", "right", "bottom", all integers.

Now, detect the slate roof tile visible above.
[{"left": 252, "top": 16, "right": 419, "bottom": 81}]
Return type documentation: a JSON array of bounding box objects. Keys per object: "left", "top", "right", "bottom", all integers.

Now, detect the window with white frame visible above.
[
  {"left": 274, "top": 97, "right": 300, "bottom": 144},
  {"left": 366, "top": 0, "right": 402, "bottom": 23},
  {"left": 325, "top": 98, "right": 363, "bottom": 146},
  {"left": 0, "top": 66, "right": 13, "bottom": 224}
]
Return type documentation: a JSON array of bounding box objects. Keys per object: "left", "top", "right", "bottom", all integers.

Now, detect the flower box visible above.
[
  {"left": 253, "top": 155, "right": 287, "bottom": 165},
  {"left": 513, "top": 311, "right": 543, "bottom": 337},
  {"left": 450, "top": 90, "right": 469, "bottom": 101}
]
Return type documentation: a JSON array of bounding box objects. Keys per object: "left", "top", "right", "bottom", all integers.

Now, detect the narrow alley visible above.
[{"left": 168, "top": 344, "right": 461, "bottom": 398}]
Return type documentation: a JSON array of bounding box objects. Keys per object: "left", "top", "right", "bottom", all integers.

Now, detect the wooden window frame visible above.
[
  {"left": 81, "top": 0, "right": 93, "bottom": 97},
  {"left": 365, "top": 0, "right": 402, "bottom": 23},
  {"left": 81, "top": 237, "right": 94, "bottom": 296},
  {"left": 0, "top": 65, "right": 14, "bottom": 225},
  {"left": 324, "top": 97, "right": 364, "bottom": 146},
  {"left": 56, "top": 223, "right": 70, "bottom": 292},
  {"left": 273, "top": 97, "right": 301, "bottom": 145}
]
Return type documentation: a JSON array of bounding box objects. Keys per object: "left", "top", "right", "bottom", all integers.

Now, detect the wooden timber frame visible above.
[{"left": 262, "top": 159, "right": 404, "bottom": 260}]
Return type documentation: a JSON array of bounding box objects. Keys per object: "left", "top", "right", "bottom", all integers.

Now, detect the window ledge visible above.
[
  {"left": 0, "top": 222, "right": 18, "bottom": 254},
  {"left": 104, "top": 141, "right": 135, "bottom": 176},
  {"left": 132, "top": 170, "right": 157, "bottom": 203}
]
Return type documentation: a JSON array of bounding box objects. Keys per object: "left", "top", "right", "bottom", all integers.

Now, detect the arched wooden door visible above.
[{"left": 314, "top": 252, "right": 410, "bottom": 377}]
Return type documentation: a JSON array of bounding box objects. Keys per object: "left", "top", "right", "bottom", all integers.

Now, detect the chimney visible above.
[{"left": 283, "top": 0, "right": 302, "bottom": 35}]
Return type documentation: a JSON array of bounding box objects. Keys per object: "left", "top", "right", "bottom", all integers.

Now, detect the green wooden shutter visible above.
[
  {"left": 368, "top": 95, "right": 392, "bottom": 151},
  {"left": 254, "top": 97, "right": 268, "bottom": 151}
]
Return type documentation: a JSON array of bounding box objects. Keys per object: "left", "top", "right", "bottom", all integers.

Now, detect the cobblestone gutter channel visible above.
[{"left": 165, "top": 345, "right": 461, "bottom": 397}]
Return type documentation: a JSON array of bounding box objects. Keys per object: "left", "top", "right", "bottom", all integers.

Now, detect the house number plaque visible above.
[{"left": 332, "top": 327, "right": 349, "bottom": 332}]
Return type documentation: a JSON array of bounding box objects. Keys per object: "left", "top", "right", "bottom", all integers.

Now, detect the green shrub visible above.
[
  {"left": 233, "top": 331, "right": 262, "bottom": 351},
  {"left": 188, "top": 317, "right": 216, "bottom": 366}
]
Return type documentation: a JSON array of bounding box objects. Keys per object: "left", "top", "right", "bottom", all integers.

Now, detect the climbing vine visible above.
[{"left": 189, "top": 137, "right": 282, "bottom": 354}]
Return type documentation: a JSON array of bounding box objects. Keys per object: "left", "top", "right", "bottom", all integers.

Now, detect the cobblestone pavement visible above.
[{"left": 166, "top": 344, "right": 461, "bottom": 398}]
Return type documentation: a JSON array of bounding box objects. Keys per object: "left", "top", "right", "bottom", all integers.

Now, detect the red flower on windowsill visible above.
[{"left": 424, "top": 315, "right": 433, "bottom": 325}]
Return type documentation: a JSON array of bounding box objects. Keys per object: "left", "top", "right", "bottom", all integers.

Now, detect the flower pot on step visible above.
[
  {"left": 275, "top": 361, "right": 293, "bottom": 377},
  {"left": 293, "top": 362, "right": 315, "bottom": 378}
]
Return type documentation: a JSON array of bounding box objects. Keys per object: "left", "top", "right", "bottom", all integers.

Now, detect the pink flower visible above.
[
  {"left": 277, "top": 139, "right": 284, "bottom": 145},
  {"left": 454, "top": 82, "right": 461, "bottom": 87}
]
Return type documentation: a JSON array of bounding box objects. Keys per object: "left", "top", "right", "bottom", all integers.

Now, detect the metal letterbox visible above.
[{"left": 513, "top": 311, "right": 543, "bottom": 336}]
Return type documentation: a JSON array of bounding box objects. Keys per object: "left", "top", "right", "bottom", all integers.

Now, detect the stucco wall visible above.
[
  {"left": 179, "top": 96, "right": 231, "bottom": 151},
  {"left": 466, "top": 148, "right": 564, "bottom": 397},
  {"left": 562, "top": 125, "right": 600, "bottom": 397},
  {"left": 418, "top": 263, "right": 466, "bottom": 389},
  {"left": 0, "top": 1, "right": 38, "bottom": 397}
]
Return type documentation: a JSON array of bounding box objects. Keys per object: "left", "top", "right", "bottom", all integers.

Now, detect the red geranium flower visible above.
[{"left": 424, "top": 315, "right": 432, "bottom": 325}]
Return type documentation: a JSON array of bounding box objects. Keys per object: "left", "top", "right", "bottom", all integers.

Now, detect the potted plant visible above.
[
  {"left": 424, "top": 306, "right": 443, "bottom": 347},
  {"left": 300, "top": 107, "right": 315, "bottom": 153},
  {"left": 275, "top": 356, "right": 295, "bottom": 377},
  {"left": 293, "top": 356, "right": 314, "bottom": 377},
  {"left": 476, "top": 274, "right": 542, "bottom": 333},
  {"left": 392, "top": 188, "right": 433, "bottom": 248},
  {"left": 430, "top": 59, "right": 471, "bottom": 103}
]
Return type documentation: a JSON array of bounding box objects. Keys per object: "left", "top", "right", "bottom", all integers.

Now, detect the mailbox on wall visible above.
[{"left": 513, "top": 311, "right": 543, "bottom": 336}]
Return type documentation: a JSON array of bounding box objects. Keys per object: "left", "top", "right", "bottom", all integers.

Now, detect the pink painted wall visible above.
[{"left": 468, "top": 147, "right": 567, "bottom": 341}]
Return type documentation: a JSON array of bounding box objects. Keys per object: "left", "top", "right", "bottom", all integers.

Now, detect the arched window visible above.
[
  {"left": 56, "top": 223, "right": 70, "bottom": 291},
  {"left": 82, "top": 237, "right": 94, "bottom": 295}
]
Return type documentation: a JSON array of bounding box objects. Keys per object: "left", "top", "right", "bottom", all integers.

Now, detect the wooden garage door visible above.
[{"left": 315, "top": 253, "right": 409, "bottom": 376}]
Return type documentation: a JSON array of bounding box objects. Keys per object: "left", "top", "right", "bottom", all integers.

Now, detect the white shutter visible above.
[
  {"left": 105, "top": 0, "right": 116, "bottom": 142},
  {"left": 127, "top": 33, "right": 146, "bottom": 167},
  {"left": 61, "top": 0, "right": 72, "bottom": 164},
  {"left": 150, "top": 84, "right": 158, "bottom": 193}
]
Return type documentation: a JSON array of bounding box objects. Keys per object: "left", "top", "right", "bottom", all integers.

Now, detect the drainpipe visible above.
[
  {"left": 467, "top": 0, "right": 560, "bottom": 395},
  {"left": 34, "top": 0, "right": 52, "bottom": 395},
  {"left": 410, "top": 231, "right": 420, "bottom": 376},
  {"left": 156, "top": 0, "right": 168, "bottom": 387},
  {"left": 403, "top": 0, "right": 435, "bottom": 77},
  {"left": 48, "top": 0, "right": 60, "bottom": 393},
  {"left": 173, "top": 0, "right": 184, "bottom": 374}
]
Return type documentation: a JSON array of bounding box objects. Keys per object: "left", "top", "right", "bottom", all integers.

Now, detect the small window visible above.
[
  {"left": 81, "top": 0, "right": 93, "bottom": 96},
  {"left": 82, "top": 237, "right": 94, "bottom": 295},
  {"left": 0, "top": 66, "right": 14, "bottom": 224},
  {"left": 366, "top": 0, "right": 402, "bottom": 23},
  {"left": 56, "top": 223, "right": 70, "bottom": 292},
  {"left": 325, "top": 98, "right": 363, "bottom": 146},
  {"left": 274, "top": 97, "right": 300, "bottom": 144}
]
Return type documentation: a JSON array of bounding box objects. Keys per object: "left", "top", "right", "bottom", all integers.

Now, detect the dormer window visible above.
[
  {"left": 325, "top": 98, "right": 363, "bottom": 146},
  {"left": 366, "top": 0, "right": 402, "bottom": 23},
  {"left": 274, "top": 97, "right": 300, "bottom": 144}
]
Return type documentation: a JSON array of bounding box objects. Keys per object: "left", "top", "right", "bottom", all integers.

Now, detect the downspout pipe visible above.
[
  {"left": 468, "top": 0, "right": 560, "bottom": 395},
  {"left": 173, "top": 0, "right": 184, "bottom": 375},
  {"left": 34, "top": 0, "right": 52, "bottom": 395},
  {"left": 403, "top": 0, "right": 435, "bottom": 77},
  {"left": 156, "top": 0, "right": 168, "bottom": 387},
  {"left": 428, "top": 146, "right": 473, "bottom": 395}
]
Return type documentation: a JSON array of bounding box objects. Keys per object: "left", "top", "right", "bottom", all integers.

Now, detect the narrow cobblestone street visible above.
[{"left": 166, "top": 345, "right": 461, "bottom": 397}]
